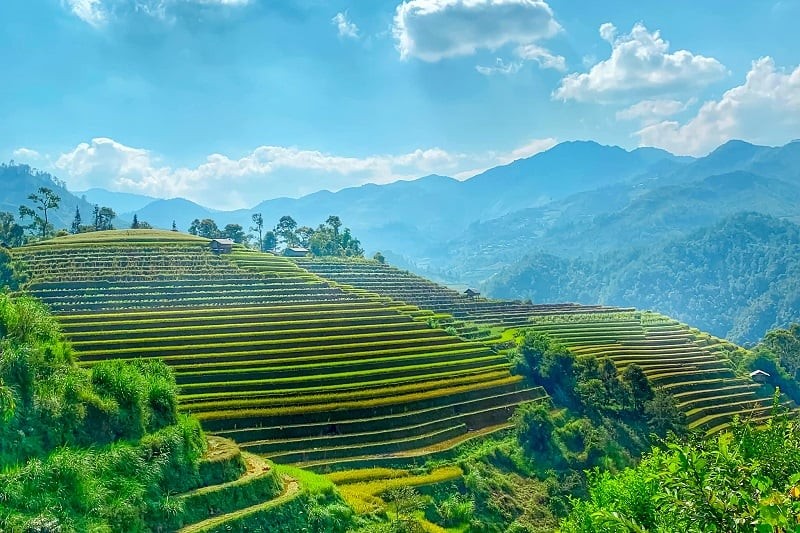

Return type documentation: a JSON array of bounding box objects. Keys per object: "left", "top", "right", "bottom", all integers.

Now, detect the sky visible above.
[{"left": 2, "top": 0, "right": 800, "bottom": 209}]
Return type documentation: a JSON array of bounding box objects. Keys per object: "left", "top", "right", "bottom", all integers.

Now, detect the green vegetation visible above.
[
  {"left": 562, "top": 403, "right": 800, "bottom": 532},
  {"left": 0, "top": 293, "right": 207, "bottom": 531}
]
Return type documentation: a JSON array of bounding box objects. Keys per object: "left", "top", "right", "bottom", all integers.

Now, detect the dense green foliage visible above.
[
  {"left": 511, "top": 331, "right": 686, "bottom": 453},
  {"left": 0, "top": 293, "right": 207, "bottom": 531},
  {"left": 0, "top": 295, "right": 182, "bottom": 463},
  {"left": 487, "top": 213, "right": 800, "bottom": 343},
  {"left": 561, "top": 403, "right": 800, "bottom": 532},
  {"left": 0, "top": 247, "right": 26, "bottom": 290}
]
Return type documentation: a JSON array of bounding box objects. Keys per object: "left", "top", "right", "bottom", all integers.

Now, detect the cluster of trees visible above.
[
  {"left": 189, "top": 213, "right": 365, "bottom": 257},
  {"left": 509, "top": 331, "right": 685, "bottom": 474},
  {"left": 69, "top": 203, "right": 118, "bottom": 233}
]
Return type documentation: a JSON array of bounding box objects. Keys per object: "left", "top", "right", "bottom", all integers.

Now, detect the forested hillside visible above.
[
  {"left": 0, "top": 163, "right": 98, "bottom": 230},
  {"left": 486, "top": 212, "right": 800, "bottom": 343}
]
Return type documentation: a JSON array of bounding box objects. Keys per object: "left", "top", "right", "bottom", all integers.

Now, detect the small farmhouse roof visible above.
[
  {"left": 464, "top": 288, "right": 480, "bottom": 296},
  {"left": 750, "top": 369, "right": 771, "bottom": 378},
  {"left": 211, "top": 238, "right": 235, "bottom": 245},
  {"left": 288, "top": 246, "right": 309, "bottom": 252}
]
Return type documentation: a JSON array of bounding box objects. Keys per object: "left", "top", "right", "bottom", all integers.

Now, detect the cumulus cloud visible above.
[
  {"left": 63, "top": 0, "right": 250, "bottom": 26},
  {"left": 616, "top": 99, "right": 689, "bottom": 122},
  {"left": 636, "top": 57, "right": 800, "bottom": 155},
  {"left": 12, "top": 148, "right": 43, "bottom": 161},
  {"left": 46, "top": 137, "right": 558, "bottom": 208},
  {"left": 476, "top": 44, "right": 565, "bottom": 76},
  {"left": 332, "top": 12, "right": 359, "bottom": 39},
  {"left": 554, "top": 22, "right": 726, "bottom": 102},
  {"left": 515, "top": 44, "right": 566, "bottom": 72},
  {"left": 393, "top": 0, "right": 561, "bottom": 62}
]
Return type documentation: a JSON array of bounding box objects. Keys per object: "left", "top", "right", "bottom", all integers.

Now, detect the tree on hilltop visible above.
[{"left": 19, "top": 187, "right": 61, "bottom": 239}]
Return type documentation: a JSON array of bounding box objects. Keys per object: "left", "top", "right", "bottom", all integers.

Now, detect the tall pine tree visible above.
[{"left": 70, "top": 206, "right": 82, "bottom": 234}]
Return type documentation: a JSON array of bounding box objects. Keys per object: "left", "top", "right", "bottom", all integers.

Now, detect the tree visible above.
[
  {"left": 250, "top": 213, "right": 264, "bottom": 251},
  {"left": 0, "top": 212, "right": 26, "bottom": 247},
  {"left": 171, "top": 220, "right": 178, "bottom": 232},
  {"left": 70, "top": 207, "right": 82, "bottom": 234},
  {"left": 296, "top": 226, "right": 315, "bottom": 247},
  {"left": 373, "top": 251, "right": 386, "bottom": 264},
  {"left": 325, "top": 215, "right": 342, "bottom": 238},
  {"left": 194, "top": 219, "right": 220, "bottom": 239},
  {"left": 385, "top": 486, "right": 425, "bottom": 532},
  {"left": 24, "top": 187, "right": 61, "bottom": 239},
  {"left": 188, "top": 219, "right": 200, "bottom": 235},
  {"left": 131, "top": 214, "right": 140, "bottom": 229},
  {"left": 275, "top": 216, "right": 298, "bottom": 247},
  {"left": 262, "top": 231, "right": 277, "bottom": 252},
  {"left": 644, "top": 389, "right": 686, "bottom": 437},
  {"left": 93, "top": 206, "right": 116, "bottom": 231},
  {"left": 222, "top": 224, "right": 246, "bottom": 243},
  {"left": 622, "top": 363, "right": 653, "bottom": 411},
  {"left": 513, "top": 401, "right": 555, "bottom": 453}
]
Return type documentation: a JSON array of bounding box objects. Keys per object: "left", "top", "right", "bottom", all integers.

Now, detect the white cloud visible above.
[
  {"left": 554, "top": 22, "right": 726, "bottom": 102},
  {"left": 393, "top": 0, "right": 561, "bottom": 62},
  {"left": 332, "top": 12, "right": 359, "bottom": 39},
  {"left": 636, "top": 57, "right": 800, "bottom": 155},
  {"left": 64, "top": 0, "right": 250, "bottom": 26},
  {"left": 616, "top": 99, "right": 689, "bottom": 122},
  {"left": 476, "top": 44, "right": 565, "bottom": 76},
  {"left": 476, "top": 58, "right": 522, "bottom": 76},
  {"left": 515, "top": 44, "right": 566, "bottom": 72},
  {"left": 12, "top": 148, "right": 42, "bottom": 161},
  {"left": 46, "top": 137, "right": 558, "bottom": 208},
  {"left": 64, "top": 0, "right": 106, "bottom": 27}
]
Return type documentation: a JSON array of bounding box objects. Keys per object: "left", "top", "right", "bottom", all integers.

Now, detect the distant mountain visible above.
[
  {"left": 427, "top": 143, "right": 800, "bottom": 284},
  {"left": 127, "top": 198, "right": 219, "bottom": 231},
  {"left": 77, "top": 188, "right": 158, "bottom": 214},
  {"left": 0, "top": 163, "right": 97, "bottom": 229},
  {"left": 484, "top": 212, "right": 800, "bottom": 343},
  {"left": 459, "top": 140, "right": 688, "bottom": 219},
  {"left": 125, "top": 141, "right": 687, "bottom": 256}
]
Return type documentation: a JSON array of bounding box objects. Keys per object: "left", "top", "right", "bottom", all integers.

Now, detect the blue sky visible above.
[{"left": 2, "top": 0, "right": 799, "bottom": 208}]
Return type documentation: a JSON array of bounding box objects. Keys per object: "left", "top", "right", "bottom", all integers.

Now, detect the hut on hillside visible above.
[
  {"left": 464, "top": 288, "right": 481, "bottom": 298},
  {"left": 284, "top": 246, "right": 310, "bottom": 257},
  {"left": 749, "top": 369, "right": 771, "bottom": 383},
  {"left": 209, "top": 238, "right": 234, "bottom": 254}
]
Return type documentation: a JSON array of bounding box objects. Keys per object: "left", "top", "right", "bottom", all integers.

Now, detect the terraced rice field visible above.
[
  {"left": 527, "top": 312, "right": 787, "bottom": 433},
  {"left": 292, "top": 257, "right": 630, "bottom": 327},
  {"left": 14, "top": 230, "right": 546, "bottom": 468},
  {"left": 284, "top": 258, "right": 793, "bottom": 433}
]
